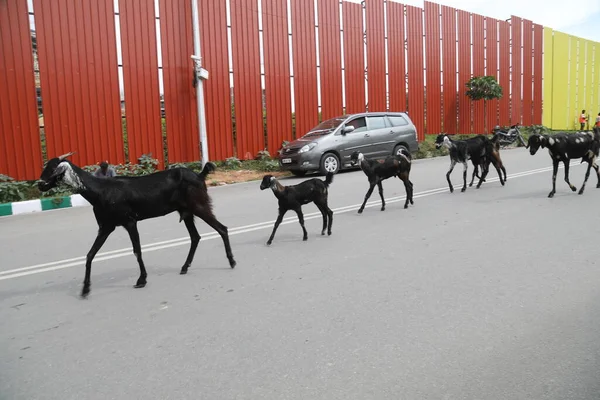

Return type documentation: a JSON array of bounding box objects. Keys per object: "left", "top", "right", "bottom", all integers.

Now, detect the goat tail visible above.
[
  {"left": 398, "top": 147, "right": 412, "bottom": 162},
  {"left": 198, "top": 162, "right": 216, "bottom": 179},
  {"left": 323, "top": 171, "right": 334, "bottom": 187}
]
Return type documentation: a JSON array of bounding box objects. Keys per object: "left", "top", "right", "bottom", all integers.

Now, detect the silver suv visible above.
[{"left": 278, "top": 112, "right": 419, "bottom": 176}]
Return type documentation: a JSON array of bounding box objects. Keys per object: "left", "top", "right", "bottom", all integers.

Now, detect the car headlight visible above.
[{"left": 299, "top": 143, "right": 317, "bottom": 153}]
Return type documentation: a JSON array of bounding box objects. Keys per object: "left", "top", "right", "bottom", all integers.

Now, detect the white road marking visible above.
[{"left": 0, "top": 164, "right": 573, "bottom": 281}]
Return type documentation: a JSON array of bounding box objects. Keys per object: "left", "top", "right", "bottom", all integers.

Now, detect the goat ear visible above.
[
  {"left": 58, "top": 151, "right": 76, "bottom": 161},
  {"left": 50, "top": 161, "right": 69, "bottom": 178}
]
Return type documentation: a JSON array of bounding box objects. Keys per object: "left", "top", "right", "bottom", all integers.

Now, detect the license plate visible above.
[{"left": 281, "top": 158, "right": 292, "bottom": 164}]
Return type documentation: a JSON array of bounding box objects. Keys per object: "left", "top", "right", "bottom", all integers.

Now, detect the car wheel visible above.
[
  {"left": 393, "top": 144, "right": 409, "bottom": 156},
  {"left": 320, "top": 153, "right": 340, "bottom": 175},
  {"left": 291, "top": 170, "right": 307, "bottom": 177}
]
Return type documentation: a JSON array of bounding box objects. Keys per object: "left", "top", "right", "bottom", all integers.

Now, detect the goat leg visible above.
[
  {"left": 358, "top": 183, "right": 376, "bottom": 213},
  {"left": 294, "top": 208, "right": 308, "bottom": 241},
  {"left": 194, "top": 208, "right": 236, "bottom": 267},
  {"left": 315, "top": 202, "right": 328, "bottom": 235},
  {"left": 476, "top": 162, "right": 489, "bottom": 189},
  {"left": 124, "top": 222, "right": 148, "bottom": 288},
  {"left": 267, "top": 209, "right": 287, "bottom": 245},
  {"left": 180, "top": 217, "right": 201, "bottom": 274},
  {"left": 461, "top": 162, "right": 468, "bottom": 192},
  {"left": 548, "top": 159, "right": 559, "bottom": 198},
  {"left": 398, "top": 172, "right": 411, "bottom": 208},
  {"left": 469, "top": 165, "right": 478, "bottom": 187},
  {"left": 579, "top": 157, "right": 595, "bottom": 195},
  {"left": 446, "top": 160, "right": 456, "bottom": 193},
  {"left": 82, "top": 225, "right": 115, "bottom": 298},
  {"left": 593, "top": 163, "right": 600, "bottom": 188},
  {"left": 563, "top": 159, "right": 577, "bottom": 192},
  {"left": 377, "top": 181, "right": 385, "bottom": 211}
]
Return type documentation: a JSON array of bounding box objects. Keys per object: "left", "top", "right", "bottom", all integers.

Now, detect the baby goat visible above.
[
  {"left": 350, "top": 149, "right": 414, "bottom": 213},
  {"left": 260, "top": 173, "right": 334, "bottom": 245},
  {"left": 469, "top": 133, "right": 508, "bottom": 187},
  {"left": 38, "top": 152, "right": 236, "bottom": 298}
]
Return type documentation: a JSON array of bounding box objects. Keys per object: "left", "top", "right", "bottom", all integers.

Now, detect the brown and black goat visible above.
[
  {"left": 350, "top": 149, "right": 414, "bottom": 213},
  {"left": 260, "top": 173, "right": 334, "bottom": 245}
]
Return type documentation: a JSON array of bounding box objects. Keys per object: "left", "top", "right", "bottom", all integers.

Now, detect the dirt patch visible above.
[{"left": 207, "top": 170, "right": 291, "bottom": 186}]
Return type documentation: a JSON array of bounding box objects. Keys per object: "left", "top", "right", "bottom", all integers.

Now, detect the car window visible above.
[
  {"left": 388, "top": 116, "right": 409, "bottom": 126},
  {"left": 345, "top": 117, "right": 367, "bottom": 133},
  {"left": 367, "top": 116, "right": 388, "bottom": 129}
]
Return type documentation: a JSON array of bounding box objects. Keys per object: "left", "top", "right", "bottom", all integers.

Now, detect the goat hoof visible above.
[
  {"left": 548, "top": 192, "right": 555, "bottom": 198},
  {"left": 229, "top": 259, "right": 236, "bottom": 268},
  {"left": 180, "top": 267, "right": 188, "bottom": 275},
  {"left": 578, "top": 189, "right": 585, "bottom": 195},
  {"left": 571, "top": 186, "right": 577, "bottom": 192},
  {"left": 302, "top": 237, "right": 308, "bottom": 242},
  {"left": 380, "top": 207, "right": 385, "bottom": 211},
  {"left": 134, "top": 280, "right": 147, "bottom": 288},
  {"left": 596, "top": 184, "right": 600, "bottom": 188},
  {"left": 327, "top": 231, "right": 332, "bottom": 236},
  {"left": 266, "top": 241, "right": 272, "bottom": 246},
  {"left": 461, "top": 187, "right": 466, "bottom": 192},
  {"left": 357, "top": 209, "right": 363, "bottom": 214},
  {"left": 80, "top": 286, "right": 90, "bottom": 298}
]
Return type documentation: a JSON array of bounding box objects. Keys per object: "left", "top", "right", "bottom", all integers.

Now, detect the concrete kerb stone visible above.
[{"left": 0, "top": 194, "right": 90, "bottom": 217}]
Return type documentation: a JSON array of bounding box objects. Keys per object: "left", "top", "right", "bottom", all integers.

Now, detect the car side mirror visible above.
[{"left": 342, "top": 125, "right": 355, "bottom": 135}]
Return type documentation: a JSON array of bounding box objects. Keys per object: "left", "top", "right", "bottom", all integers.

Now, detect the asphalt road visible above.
[{"left": 2, "top": 147, "right": 600, "bottom": 400}]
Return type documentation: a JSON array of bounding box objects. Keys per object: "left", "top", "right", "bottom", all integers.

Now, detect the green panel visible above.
[
  {"left": 40, "top": 197, "right": 72, "bottom": 211},
  {"left": 543, "top": 27, "right": 554, "bottom": 127},
  {"left": 0, "top": 203, "right": 12, "bottom": 217},
  {"left": 551, "top": 31, "right": 570, "bottom": 129}
]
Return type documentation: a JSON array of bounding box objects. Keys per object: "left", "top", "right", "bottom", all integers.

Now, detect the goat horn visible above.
[{"left": 58, "top": 151, "right": 76, "bottom": 161}]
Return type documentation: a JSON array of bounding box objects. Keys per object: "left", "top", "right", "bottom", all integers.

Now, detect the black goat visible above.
[
  {"left": 434, "top": 133, "right": 503, "bottom": 192},
  {"left": 38, "top": 152, "right": 236, "bottom": 298},
  {"left": 526, "top": 130, "right": 600, "bottom": 197},
  {"left": 260, "top": 173, "right": 334, "bottom": 245},
  {"left": 469, "top": 133, "right": 508, "bottom": 186},
  {"left": 349, "top": 149, "right": 414, "bottom": 213}
]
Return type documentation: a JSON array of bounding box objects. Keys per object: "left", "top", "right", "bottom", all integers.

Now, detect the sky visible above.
[{"left": 345, "top": 0, "right": 600, "bottom": 43}]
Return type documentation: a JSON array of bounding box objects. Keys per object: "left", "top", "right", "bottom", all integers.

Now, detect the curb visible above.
[{"left": 0, "top": 194, "right": 90, "bottom": 217}]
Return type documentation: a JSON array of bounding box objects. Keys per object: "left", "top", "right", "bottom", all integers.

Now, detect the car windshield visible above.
[{"left": 302, "top": 117, "right": 346, "bottom": 137}]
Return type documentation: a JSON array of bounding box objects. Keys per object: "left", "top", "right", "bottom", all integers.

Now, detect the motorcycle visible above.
[{"left": 491, "top": 124, "right": 526, "bottom": 148}]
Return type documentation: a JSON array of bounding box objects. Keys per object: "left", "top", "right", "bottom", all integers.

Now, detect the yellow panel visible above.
[
  {"left": 586, "top": 42, "right": 596, "bottom": 123},
  {"left": 551, "top": 31, "right": 570, "bottom": 129},
  {"left": 578, "top": 40, "right": 587, "bottom": 128},
  {"left": 543, "top": 27, "right": 554, "bottom": 127},
  {"left": 570, "top": 36, "right": 579, "bottom": 130}
]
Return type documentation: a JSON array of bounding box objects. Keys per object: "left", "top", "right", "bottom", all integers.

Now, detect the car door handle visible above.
[
  {"left": 364, "top": 133, "right": 370, "bottom": 137},
  {"left": 389, "top": 130, "right": 394, "bottom": 134}
]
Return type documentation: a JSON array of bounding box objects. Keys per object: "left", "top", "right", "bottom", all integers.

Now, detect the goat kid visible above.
[
  {"left": 526, "top": 130, "right": 600, "bottom": 197},
  {"left": 260, "top": 173, "right": 334, "bottom": 245},
  {"left": 38, "top": 152, "right": 236, "bottom": 298},
  {"left": 470, "top": 133, "right": 508, "bottom": 186},
  {"left": 434, "top": 133, "right": 501, "bottom": 192},
  {"left": 350, "top": 149, "right": 414, "bottom": 213}
]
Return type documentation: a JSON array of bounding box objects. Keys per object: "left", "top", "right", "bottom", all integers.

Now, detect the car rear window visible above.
[{"left": 388, "top": 116, "right": 409, "bottom": 126}]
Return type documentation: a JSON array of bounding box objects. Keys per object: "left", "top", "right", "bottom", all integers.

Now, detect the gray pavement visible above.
[{"left": 2, "top": 148, "right": 600, "bottom": 399}]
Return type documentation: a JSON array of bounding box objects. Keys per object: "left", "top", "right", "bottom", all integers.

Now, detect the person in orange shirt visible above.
[
  {"left": 580, "top": 110, "right": 587, "bottom": 130},
  {"left": 595, "top": 112, "right": 600, "bottom": 129}
]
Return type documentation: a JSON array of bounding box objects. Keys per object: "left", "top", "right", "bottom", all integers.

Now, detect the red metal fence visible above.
[{"left": 1, "top": 0, "right": 544, "bottom": 181}]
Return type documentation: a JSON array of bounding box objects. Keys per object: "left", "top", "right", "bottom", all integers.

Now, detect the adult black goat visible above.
[
  {"left": 349, "top": 149, "right": 414, "bottom": 213},
  {"left": 526, "top": 129, "right": 600, "bottom": 197},
  {"left": 469, "top": 133, "right": 508, "bottom": 187},
  {"left": 434, "top": 133, "right": 503, "bottom": 192},
  {"left": 260, "top": 173, "right": 334, "bottom": 245},
  {"left": 37, "top": 152, "right": 236, "bottom": 298}
]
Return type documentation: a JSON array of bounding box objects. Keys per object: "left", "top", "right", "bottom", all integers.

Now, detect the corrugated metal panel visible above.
[
  {"left": 120, "top": 0, "right": 163, "bottom": 165},
  {"left": 541, "top": 27, "right": 553, "bottom": 127},
  {"left": 160, "top": 0, "right": 199, "bottom": 162},
  {"left": 199, "top": 0, "right": 234, "bottom": 160},
  {"left": 0, "top": 0, "right": 43, "bottom": 180},
  {"left": 551, "top": 31, "right": 569, "bottom": 129},
  {"left": 263, "top": 0, "right": 292, "bottom": 154},
  {"left": 386, "top": 1, "right": 406, "bottom": 113},
  {"left": 406, "top": 5, "right": 424, "bottom": 140},
  {"left": 318, "top": 0, "right": 343, "bottom": 119},
  {"left": 291, "top": 0, "right": 318, "bottom": 138},
  {"left": 365, "top": 0, "right": 386, "bottom": 112},
  {"left": 457, "top": 10, "right": 471, "bottom": 134},
  {"left": 577, "top": 39, "right": 586, "bottom": 127},
  {"left": 586, "top": 41, "right": 596, "bottom": 125},
  {"left": 486, "top": 17, "right": 499, "bottom": 131},
  {"left": 343, "top": 1, "right": 365, "bottom": 114},
  {"left": 424, "top": 1, "right": 441, "bottom": 134},
  {"left": 229, "top": 0, "right": 263, "bottom": 159},
  {"left": 472, "top": 13, "right": 485, "bottom": 133},
  {"left": 569, "top": 36, "right": 578, "bottom": 129},
  {"left": 521, "top": 19, "right": 533, "bottom": 126},
  {"left": 441, "top": 5, "right": 457, "bottom": 134},
  {"left": 510, "top": 16, "right": 522, "bottom": 125},
  {"left": 498, "top": 20, "right": 511, "bottom": 126},
  {"left": 35, "top": 0, "right": 124, "bottom": 167}
]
